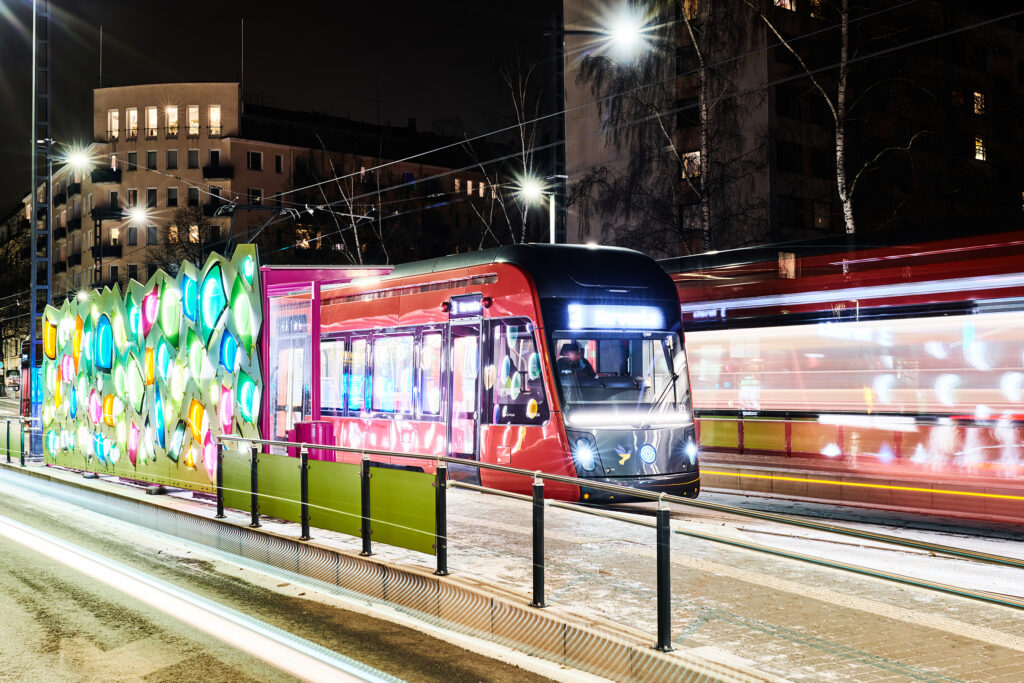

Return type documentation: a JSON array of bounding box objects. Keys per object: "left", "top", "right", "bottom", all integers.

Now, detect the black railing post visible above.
[
  {"left": 655, "top": 495, "right": 674, "bottom": 652},
  {"left": 360, "top": 453, "right": 372, "bottom": 556},
  {"left": 434, "top": 462, "right": 449, "bottom": 576},
  {"left": 5, "top": 419, "right": 10, "bottom": 463},
  {"left": 20, "top": 419, "right": 26, "bottom": 467},
  {"left": 214, "top": 443, "right": 225, "bottom": 519},
  {"left": 299, "top": 445, "right": 311, "bottom": 541},
  {"left": 530, "top": 473, "right": 546, "bottom": 608},
  {"left": 249, "top": 445, "right": 261, "bottom": 528}
]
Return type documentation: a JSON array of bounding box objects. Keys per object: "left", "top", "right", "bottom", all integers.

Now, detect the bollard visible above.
[
  {"left": 299, "top": 445, "right": 311, "bottom": 541},
  {"left": 359, "top": 454, "right": 372, "bottom": 556},
  {"left": 434, "top": 462, "right": 449, "bottom": 576},
  {"left": 249, "top": 445, "right": 261, "bottom": 528},
  {"left": 214, "top": 443, "right": 226, "bottom": 519},
  {"left": 655, "top": 496, "right": 674, "bottom": 652},
  {"left": 530, "top": 473, "right": 546, "bottom": 608}
]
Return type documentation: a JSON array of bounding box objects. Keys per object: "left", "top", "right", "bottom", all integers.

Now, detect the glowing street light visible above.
[
  {"left": 61, "top": 145, "right": 94, "bottom": 174},
  {"left": 516, "top": 175, "right": 557, "bottom": 245},
  {"left": 127, "top": 206, "right": 149, "bottom": 224},
  {"left": 602, "top": 4, "right": 655, "bottom": 63}
]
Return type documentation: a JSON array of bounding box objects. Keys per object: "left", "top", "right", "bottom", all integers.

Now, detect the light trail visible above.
[
  {"left": 702, "top": 469, "right": 1024, "bottom": 501},
  {"left": 0, "top": 513, "right": 401, "bottom": 683}
]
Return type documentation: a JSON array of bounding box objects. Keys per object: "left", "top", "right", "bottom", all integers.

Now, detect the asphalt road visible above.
[{"left": 0, "top": 477, "right": 556, "bottom": 682}]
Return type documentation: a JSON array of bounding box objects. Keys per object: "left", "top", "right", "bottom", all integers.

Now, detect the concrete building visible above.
[
  {"left": 23, "top": 82, "right": 491, "bottom": 302},
  {"left": 562, "top": 0, "right": 1024, "bottom": 256}
]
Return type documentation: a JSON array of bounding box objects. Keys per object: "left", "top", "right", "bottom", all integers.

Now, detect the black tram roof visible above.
[{"left": 383, "top": 244, "right": 679, "bottom": 303}]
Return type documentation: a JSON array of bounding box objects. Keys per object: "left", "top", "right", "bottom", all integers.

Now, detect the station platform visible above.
[{"left": 701, "top": 451, "right": 1024, "bottom": 524}]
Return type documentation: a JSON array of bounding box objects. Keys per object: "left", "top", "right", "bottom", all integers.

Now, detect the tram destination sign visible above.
[
  {"left": 567, "top": 303, "right": 664, "bottom": 330},
  {"left": 448, "top": 294, "right": 483, "bottom": 318}
]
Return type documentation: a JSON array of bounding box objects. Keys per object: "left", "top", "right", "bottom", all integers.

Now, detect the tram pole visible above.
[
  {"left": 249, "top": 445, "right": 261, "bottom": 528},
  {"left": 530, "top": 473, "right": 546, "bottom": 608},
  {"left": 434, "top": 462, "right": 449, "bottom": 576},
  {"left": 360, "top": 453, "right": 372, "bottom": 556},
  {"left": 214, "top": 443, "right": 225, "bottom": 518},
  {"left": 655, "top": 494, "right": 674, "bottom": 652},
  {"left": 5, "top": 420, "right": 10, "bottom": 463},
  {"left": 299, "top": 445, "right": 311, "bottom": 540}
]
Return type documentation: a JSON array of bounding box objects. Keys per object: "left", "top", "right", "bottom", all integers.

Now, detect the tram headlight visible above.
[
  {"left": 639, "top": 443, "right": 657, "bottom": 464},
  {"left": 573, "top": 436, "right": 597, "bottom": 472},
  {"left": 685, "top": 440, "right": 698, "bottom": 465}
]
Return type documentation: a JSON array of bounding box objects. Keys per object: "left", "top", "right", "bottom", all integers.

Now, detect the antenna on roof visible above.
[{"left": 98, "top": 25, "right": 103, "bottom": 87}]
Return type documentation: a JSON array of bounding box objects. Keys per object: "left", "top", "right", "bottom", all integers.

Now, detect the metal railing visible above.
[{"left": 1, "top": 416, "right": 32, "bottom": 468}]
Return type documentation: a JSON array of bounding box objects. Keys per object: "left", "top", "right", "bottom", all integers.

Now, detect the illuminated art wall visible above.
[{"left": 40, "top": 246, "right": 262, "bottom": 490}]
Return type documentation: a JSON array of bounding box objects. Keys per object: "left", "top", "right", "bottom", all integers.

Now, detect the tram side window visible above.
[
  {"left": 488, "top": 319, "right": 549, "bottom": 424},
  {"left": 320, "top": 339, "right": 346, "bottom": 415},
  {"left": 419, "top": 332, "right": 443, "bottom": 416},
  {"left": 372, "top": 335, "right": 414, "bottom": 413},
  {"left": 347, "top": 338, "right": 368, "bottom": 413}
]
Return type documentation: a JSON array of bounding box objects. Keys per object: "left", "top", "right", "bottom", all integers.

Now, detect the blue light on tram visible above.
[
  {"left": 639, "top": 443, "right": 657, "bottom": 464},
  {"left": 685, "top": 441, "right": 698, "bottom": 464},
  {"left": 574, "top": 437, "right": 597, "bottom": 471}
]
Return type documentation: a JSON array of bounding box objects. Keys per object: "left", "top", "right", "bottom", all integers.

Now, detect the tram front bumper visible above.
[{"left": 578, "top": 471, "right": 700, "bottom": 504}]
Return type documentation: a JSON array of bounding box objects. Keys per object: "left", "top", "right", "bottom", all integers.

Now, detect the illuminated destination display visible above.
[
  {"left": 567, "top": 304, "right": 664, "bottom": 330},
  {"left": 448, "top": 294, "right": 483, "bottom": 317}
]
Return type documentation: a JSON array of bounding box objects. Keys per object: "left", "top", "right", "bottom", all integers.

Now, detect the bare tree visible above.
[
  {"left": 145, "top": 205, "right": 222, "bottom": 274},
  {"left": 0, "top": 213, "right": 30, "bottom": 398}
]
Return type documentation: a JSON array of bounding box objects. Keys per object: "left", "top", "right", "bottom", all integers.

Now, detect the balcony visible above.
[
  {"left": 53, "top": 191, "right": 67, "bottom": 207},
  {"left": 54, "top": 260, "right": 67, "bottom": 274},
  {"left": 208, "top": 125, "right": 223, "bottom": 138},
  {"left": 202, "top": 164, "right": 234, "bottom": 179},
  {"left": 68, "top": 181, "right": 82, "bottom": 197},
  {"left": 165, "top": 126, "right": 179, "bottom": 139},
  {"left": 67, "top": 252, "right": 82, "bottom": 268},
  {"left": 54, "top": 226, "right": 67, "bottom": 240},
  {"left": 187, "top": 127, "right": 200, "bottom": 139},
  {"left": 91, "top": 167, "right": 122, "bottom": 184},
  {"left": 145, "top": 127, "right": 158, "bottom": 140},
  {"left": 67, "top": 217, "right": 82, "bottom": 232},
  {"left": 91, "top": 243, "right": 123, "bottom": 259},
  {"left": 126, "top": 129, "right": 139, "bottom": 141}
]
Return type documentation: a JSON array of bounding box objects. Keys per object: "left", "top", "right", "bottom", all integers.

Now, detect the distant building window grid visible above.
[{"left": 974, "top": 136, "right": 987, "bottom": 161}]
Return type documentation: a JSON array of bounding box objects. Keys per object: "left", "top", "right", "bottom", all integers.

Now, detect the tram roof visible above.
[{"left": 382, "top": 243, "right": 679, "bottom": 300}]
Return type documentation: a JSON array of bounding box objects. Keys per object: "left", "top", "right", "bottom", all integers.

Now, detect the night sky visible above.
[{"left": 0, "top": 0, "right": 556, "bottom": 213}]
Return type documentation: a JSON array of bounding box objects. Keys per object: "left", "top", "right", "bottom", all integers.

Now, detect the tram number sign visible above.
[{"left": 448, "top": 294, "right": 483, "bottom": 318}]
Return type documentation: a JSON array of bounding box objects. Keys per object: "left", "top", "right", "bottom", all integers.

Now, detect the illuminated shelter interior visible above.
[{"left": 40, "top": 247, "right": 263, "bottom": 491}]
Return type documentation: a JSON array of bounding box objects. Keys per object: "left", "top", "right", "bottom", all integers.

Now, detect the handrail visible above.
[{"left": 218, "top": 434, "right": 1024, "bottom": 571}]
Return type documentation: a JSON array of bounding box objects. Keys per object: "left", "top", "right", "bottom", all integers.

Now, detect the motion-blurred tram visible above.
[
  {"left": 664, "top": 231, "right": 1024, "bottom": 479},
  {"left": 268, "top": 245, "right": 699, "bottom": 502}
]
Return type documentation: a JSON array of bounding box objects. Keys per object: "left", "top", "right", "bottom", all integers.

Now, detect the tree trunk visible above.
[{"left": 835, "top": 0, "right": 855, "bottom": 235}]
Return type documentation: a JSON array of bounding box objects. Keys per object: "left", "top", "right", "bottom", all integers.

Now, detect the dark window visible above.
[
  {"left": 128, "top": 226, "right": 138, "bottom": 246},
  {"left": 187, "top": 149, "right": 199, "bottom": 168},
  {"left": 778, "top": 195, "right": 801, "bottom": 228},
  {"left": 147, "top": 263, "right": 158, "bottom": 279},
  {"left": 128, "top": 264, "right": 138, "bottom": 281},
  {"left": 676, "top": 97, "right": 699, "bottom": 128},
  {"left": 167, "top": 187, "right": 178, "bottom": 207},
  {"left": 109, "top": 191, "right": 119, "bottom": 208},
  {"left": 275, "top": 154, "right": 283, "bottom": 173},
  {"left": 210, "top": 149, "right": 220, "bottom": 166},
  {"left": 973, "top": 44, "right": 987, "bottom": 71},
  {"left": 248, "top": 188, "right": 262, "bottom": 204},
  {"left": 187, "top": 187, "right": 199, "bottom": 206},
  {"left": 146, "top": 188, "right": 157, "bottom": 208},
  {"left": 146, "top": 225, "right": 157, "bottom": 245},
  {"left": 247, "top": 151, "right": 263, "bottom": 171},
  {"left": 775, "top": 85, "right": 801, "bottom": 120},
  {"left": 109, "top": 265, "right": 119, "bottom": 282},
  {"left": 146, "top": 150, "right": 157, "bottom": 170},
  {"left": 126, "top": 151, "right": 138, "bottom": 171},
  {"left": 166, "top": 149, "right": 178, "bottom": 169},
  {"left": 210, "top": 225, "right": 220, "bottom": 244},
  {"left": 777, "top": 140, "right": 803, "bottom": 174},
  {"left": 676, "top": 44, "right": 697, "bottom": 73}
]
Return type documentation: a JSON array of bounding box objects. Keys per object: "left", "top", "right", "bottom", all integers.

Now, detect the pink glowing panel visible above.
[
  {"left": 61, "top": 354, "right": 75, "bottom": 382},
  {"left": 88, "top": 390, "right": 102, "bottom": 425},
  {"left": 203, "top": 431, "right": 217, "bottom": 483},
  {"left": 128, "top": 421, "right": 140, "bottom": 466},
  {"left": 219, "top": 385, "right": 233, "bottom": 434},
  {"left": 141, "top": 286, "right": 160, "bottom": 338}
]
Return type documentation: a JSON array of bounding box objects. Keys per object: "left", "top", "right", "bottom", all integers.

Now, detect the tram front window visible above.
[{"left": 554, "top": 333, "right": 691, "bottom": 427}]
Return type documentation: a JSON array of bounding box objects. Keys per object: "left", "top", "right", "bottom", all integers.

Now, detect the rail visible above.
[
  {"left": 1, "top": 416, "right": 32, "bottom": 468},
  {"left": 212, "top": 434, "right": 1024, "bottom": 653}
]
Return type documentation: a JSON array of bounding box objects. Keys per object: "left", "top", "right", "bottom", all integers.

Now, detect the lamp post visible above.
[{"left": 517, "top": 176, "right": 558, "bottom": 245}]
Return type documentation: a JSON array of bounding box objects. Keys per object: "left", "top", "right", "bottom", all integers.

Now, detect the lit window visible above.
[
  {"left": 126, "top": 108, "right": 138, "bottom": 138},
  {"left": 166, "top": 106, "right": 179, "bottom": 136},
  {"left": 107, "top": 109, "right": 120, "bottom": 140},
  {"left": 145, "top": 106, "right": 158, "bottom": 138},
  {"left": 454, "top": 178, "right": 461, "bottom": 192},
  {"left": 188, "top": 224, "right": 199, "bottom": 243},
  {"left": 683, "top": 0, "right": 699, "bottom": 20},
  {"left": 169, "top": 225, "right": 178, "bottom": 243},
  {"left": 479, "top": 182, "right": 485, "bottom": 198},
  {"left": 372, "top": 336, "right": 414, "bottom": 413},
  {"left": 419, "top": 334, "right": 443, "bottom": 415},
  {"left": 110, "top": 154, "right": 118, "bottom": 171},
  {"left": 467, "top": 180, "right": 473, "bottom": 195},
  {"left": 320, "top": 340, "right": 347, "bottom": 412},
  {"left": 681, "top": 151, "right": 701, "bottom": 177},
  {"left": 127, "top": 188, "right": 138, "bottom": 207},
  {"left": 187, "top": 105, "right": 199, "bottom": 136},
  {"left": 110, "top": 227, "right": 120, "bottom": 246},
  {"left": 208, "top": 105, "right": 222, "bottom": 136},
  {"left": 974, "top": 136, "right": 987, "bottom": 161},
  {"left": 774, "top": 0, "right": 795, "bottom": 9},
  {"left": 973, "top": 91, "right": 985, "bottom": 115}
]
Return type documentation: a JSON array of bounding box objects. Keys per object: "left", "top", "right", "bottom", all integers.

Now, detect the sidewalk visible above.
[{"left": 4, "top": 459, "right": 1024, "bottom": 682}]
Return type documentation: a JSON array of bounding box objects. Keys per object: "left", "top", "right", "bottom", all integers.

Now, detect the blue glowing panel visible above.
[
  {"left": 199, "top": 265, "right": 227, "bottom": 344},
  {"left": 95, "top": 315, "right": 114, "bottom": 370},
  {"left": 220, "top": 330, "right": 238, "bottom": 372},
  {"left": 182, "top": 274, "right": 199, "bottom": 322},
  {"left": 567, "top": 304, "right": 664, "bottom": 330}
]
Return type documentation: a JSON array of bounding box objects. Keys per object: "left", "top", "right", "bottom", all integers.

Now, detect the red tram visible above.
[
  {"left": 664, "top": 231, "right": 1024, "bottom": 480},
  {"left": 264, "top": 245, "right": 699, "bottom": 502}
]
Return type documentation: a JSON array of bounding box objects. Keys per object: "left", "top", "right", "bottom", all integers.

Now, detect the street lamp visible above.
[{"left": 516, "top": 175, "right": 557, "bottom": 245}]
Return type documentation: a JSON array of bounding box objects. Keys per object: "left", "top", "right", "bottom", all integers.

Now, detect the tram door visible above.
[{"left": 447, "top": 323, "right": 481, "bottom": 484}]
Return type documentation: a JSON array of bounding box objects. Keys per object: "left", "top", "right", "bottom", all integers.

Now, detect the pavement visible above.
[{"left": 4, "top": 458, "right": 1024, "bottom": 682}]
